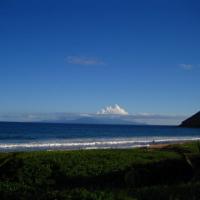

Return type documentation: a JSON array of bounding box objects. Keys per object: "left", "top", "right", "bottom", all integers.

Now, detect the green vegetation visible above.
[{"left": 0, "top": 142, "right": 200, "bottom": 199}]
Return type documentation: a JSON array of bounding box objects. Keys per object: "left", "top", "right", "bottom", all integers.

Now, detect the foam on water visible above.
[
  {"left": 0, "top": 123, "right": 200, "bottom": 151},
  {"left": 1, "top": 136, "right": 200, "bottom": 151}
]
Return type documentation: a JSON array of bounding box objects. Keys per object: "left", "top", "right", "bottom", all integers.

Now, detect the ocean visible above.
[{"left": 0, "top": 122, "right": 200, "bottom": 151}]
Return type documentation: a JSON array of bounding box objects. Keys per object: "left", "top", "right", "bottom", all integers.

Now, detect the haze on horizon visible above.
[{"left": 0, "top": 0, "right": 200, "bottom": 125}]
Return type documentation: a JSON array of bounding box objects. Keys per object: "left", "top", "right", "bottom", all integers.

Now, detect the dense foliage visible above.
[{"left": 0, "top": 142, "right": 200, "bottom": 199}]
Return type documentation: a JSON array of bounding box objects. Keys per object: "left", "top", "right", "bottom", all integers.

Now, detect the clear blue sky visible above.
[{"left": 0, "top": 0, "right": 200, "bottom": 116}]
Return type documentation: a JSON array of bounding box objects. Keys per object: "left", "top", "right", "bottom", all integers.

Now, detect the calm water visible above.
[{"left": 0, "top": 122, "right": 200, "bottom": 151}]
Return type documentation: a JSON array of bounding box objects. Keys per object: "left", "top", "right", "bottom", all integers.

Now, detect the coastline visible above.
[
  {"left": 0, "top": 138, "right": 199, "bottom": 152},
  {"left": 1, "top": 122, "right": 200, "bottom": 152}
]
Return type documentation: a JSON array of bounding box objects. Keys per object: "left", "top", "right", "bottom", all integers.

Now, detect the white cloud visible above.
[
  {"left": 179, "top": 64, "right": 193, "bottom": 70},
  {"left": 66, "top": 56, "right": 104, "bottom": 65},
  {"left": 136, "top": 112, "right": 155, "bottom": 116},
  {"left": 79, "top": 113, "right": 92, "bottom": 117},
  {"left": 97, "top": 104, "right": 129, "bottom": 115}
]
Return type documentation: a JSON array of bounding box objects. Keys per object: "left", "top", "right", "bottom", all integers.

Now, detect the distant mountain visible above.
[
  {"left": 69, "top": 117, "right": 144, "bottom": 125},
  {"left": 180, "top": 111, "right": 200, "bottom": 128},
  {"left": 43, "top": 116, "right": 145, "bottom": 125}
]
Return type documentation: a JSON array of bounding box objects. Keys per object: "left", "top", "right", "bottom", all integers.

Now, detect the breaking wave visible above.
[{"left": 1, "top": 136, "right": 200, "bottom": 151}]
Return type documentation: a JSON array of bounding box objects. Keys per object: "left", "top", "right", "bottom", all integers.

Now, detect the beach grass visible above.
[{"left": 0, "top": 141, "right": 200, "bottom": 199}]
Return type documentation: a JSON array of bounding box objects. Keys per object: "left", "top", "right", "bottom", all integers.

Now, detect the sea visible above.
[{"left": 0, "top": 122, "right": 200, "bottom": 152}]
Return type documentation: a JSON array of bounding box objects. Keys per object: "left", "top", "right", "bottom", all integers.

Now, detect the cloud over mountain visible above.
[
  {"left": 97, "top": 104, "right": 128, "bottom": 115},
  {"left": 0, "top": 111, "right": 187, "bottom": 125}
]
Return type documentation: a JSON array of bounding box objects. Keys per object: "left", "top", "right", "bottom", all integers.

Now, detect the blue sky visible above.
[{"left": 0, "top": 0, "right": 200, "bottom": 123}]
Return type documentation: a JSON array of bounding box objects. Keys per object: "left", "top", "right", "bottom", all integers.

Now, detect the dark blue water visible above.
[{"left": 0, "top": 122, "right": 200, "bottom": 151}]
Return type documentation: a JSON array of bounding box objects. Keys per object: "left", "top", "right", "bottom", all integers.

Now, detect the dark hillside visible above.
[{"left": 180, "top": 111, "right": 200, "bottom": 128}]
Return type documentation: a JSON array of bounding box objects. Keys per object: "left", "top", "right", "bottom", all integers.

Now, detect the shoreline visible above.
[
  {"left": 0, "top": 139, "right": 198, "bottom": 152},
  {"left": 0, "top": 141, "right": 200, "bottom": 199}
]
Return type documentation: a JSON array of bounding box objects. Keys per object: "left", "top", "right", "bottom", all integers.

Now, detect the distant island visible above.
[
  {"left": 43, "top": 116, "right": 145, "bottom": 125},
  {"left": 180, "top": 111, "right": 200, "bottom": 128}
]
